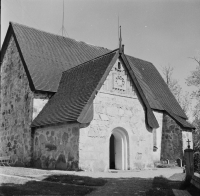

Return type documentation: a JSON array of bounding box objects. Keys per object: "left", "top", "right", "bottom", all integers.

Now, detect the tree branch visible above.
[{"left": 188, "top": 57, "right": 200, "bottom": 66}]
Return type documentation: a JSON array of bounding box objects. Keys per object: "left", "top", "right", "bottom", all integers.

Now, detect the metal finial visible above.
[{"left": 119, "top": 26, "right": 122, "bottom": 54}]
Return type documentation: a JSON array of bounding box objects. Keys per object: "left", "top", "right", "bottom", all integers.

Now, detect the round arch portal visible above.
[{"left": 109, "top": 128, "right": 129, "bottom": 170}]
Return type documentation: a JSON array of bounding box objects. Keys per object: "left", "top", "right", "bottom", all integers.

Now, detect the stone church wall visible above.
[
  {"left": 33, "top": 123, "right": 79, "bottom": 170},
  {"left": 0, "top": 37, "right": 34, "bottom": 166},
  {"left": 79, "top": 59, "right": 154, "bottom": 171},
  {"left": 161, "top": 113, "right": 192, "bottom": 163}
]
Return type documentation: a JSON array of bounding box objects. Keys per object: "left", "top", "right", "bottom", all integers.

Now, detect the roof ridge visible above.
[
  {"left": 10, "top": 22, "right": 110, "bottom": 50},
  {"left": 62, "top": 49, "right": 118, "bottom": 75},
  {"left": 126, "top": 54, "right": 152, "bottom": 64}
]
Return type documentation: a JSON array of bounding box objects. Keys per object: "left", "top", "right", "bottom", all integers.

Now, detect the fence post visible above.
[{"left": 184, "top": 139, "right": 194, "bottom": 183}]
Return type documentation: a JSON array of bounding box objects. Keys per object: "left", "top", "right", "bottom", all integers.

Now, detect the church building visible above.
[{"left": 0, "top": 22, "right": 194, "bottom": 171}]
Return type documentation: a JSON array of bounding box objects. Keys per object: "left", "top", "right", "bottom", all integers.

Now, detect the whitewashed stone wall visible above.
[
  {"left": 79, "top": 59, "right": 154, "bottom": 171},
  {"left": 152, "top": 111, "right": 163, "bottom": 162},
  {"left": 33, "top": 98, "right": 48, "bottom": 120}
]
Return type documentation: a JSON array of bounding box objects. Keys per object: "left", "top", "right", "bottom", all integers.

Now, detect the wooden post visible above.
[{"left": 184, "top": 139, "right": 194, "bottom": 182}]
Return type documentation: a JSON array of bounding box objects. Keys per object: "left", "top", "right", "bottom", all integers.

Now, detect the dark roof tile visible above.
[
  {"left": 2, "top": 22, "right": 192, "bottom": 128},
  {"left": 12, "top": 22, "right": 110, "bottom": 92},
  {"left": 31, "top": 51, "right": 118, "bottom": 127},
  {"left": 126, "top": 55, "right": 187, "bottom": 119}
]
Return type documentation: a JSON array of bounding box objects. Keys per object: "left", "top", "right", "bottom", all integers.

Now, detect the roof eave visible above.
[
  {"left": 121, "top": 53, "right": 159, "bottom": 129},
  {"left": 167, "top": 111, "right": 195, "bottom": 130},
  {"left": 1, "top": 23, "right": 13, "bottom": 65},
  {"left": 31, "top": 120, "right": 79, "bottom": 129},
  {"left": 77, "top": 51, "right": 119, "bottom": 124}
]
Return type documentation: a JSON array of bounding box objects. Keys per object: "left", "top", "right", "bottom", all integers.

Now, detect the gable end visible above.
[{"left": 1, "top": 22, "right": 35, "bottom": 92}]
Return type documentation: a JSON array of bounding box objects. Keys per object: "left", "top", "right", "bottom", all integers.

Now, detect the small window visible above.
[{"left": 118, "top": 62, "right": 121, "bottom": 69}]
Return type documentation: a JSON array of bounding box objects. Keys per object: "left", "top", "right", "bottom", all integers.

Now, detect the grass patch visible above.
[
  {"left": 0, "top": 180, "right": 94, "bottom": 196},
  {"left": 44, "top": 174, "right": 107, "bottom": 186}
]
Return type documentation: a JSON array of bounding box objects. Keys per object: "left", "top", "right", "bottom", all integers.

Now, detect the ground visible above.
[{"left": 0, "top": 167, "right": 199, "bottom": 196}]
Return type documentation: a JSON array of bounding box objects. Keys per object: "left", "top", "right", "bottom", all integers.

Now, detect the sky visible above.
[{"left": 1, "top": 0, "right": 200, "bottom": 105}]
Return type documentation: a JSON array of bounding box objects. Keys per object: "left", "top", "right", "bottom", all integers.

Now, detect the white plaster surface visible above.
[
  {"left": 33, "top": 98, "right": 48, "bottom": 120},
  {"left": 152, "top": 111, "right": 163, "bottom": 162}
]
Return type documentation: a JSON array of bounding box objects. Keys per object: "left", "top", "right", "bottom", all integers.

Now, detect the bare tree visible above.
[
  {"left": 188, "top": 56, "right": 200, "bottom": 66},
  {"left": 162, "top": 65, "right": 191, "bottom": 115},
  {"left": 187, "top": 56, "right": 200, "bottom": 118},
  {"left": 187, "top": 55, "right": 200, "bottom": 151}
]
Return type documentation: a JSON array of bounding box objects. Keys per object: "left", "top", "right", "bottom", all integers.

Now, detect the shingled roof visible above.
[
  {"left": 31, "top": 50, "right": 160, "bottom": 129},
  {"left": 1, "top": 22, "right": 194, "bottom": 129},
  {"left": 1, "top": 22, "right": 110, "bottom": 92},
  {"left": 31, "top": 51, "right": 118, "bottom": 127}
]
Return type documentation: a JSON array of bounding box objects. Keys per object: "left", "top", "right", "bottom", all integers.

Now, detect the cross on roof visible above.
[{"left": 186, "top": 139, "right": 191, "bottom": 149}]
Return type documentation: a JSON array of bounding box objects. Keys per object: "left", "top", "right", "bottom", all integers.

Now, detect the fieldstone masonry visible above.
[
  {"left": 161, "top": 114, "right": 192, "bottom": 163},
  {"left": 33, "top": 124, "right": 79, "bottom": 170},
  {"left": 0, "top": 37, "right": 33, "bottom": 166}
]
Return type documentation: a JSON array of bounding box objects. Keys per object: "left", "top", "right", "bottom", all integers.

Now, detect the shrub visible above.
[{"left": 193, "top": 151, "right": 200, "bottom": 174}]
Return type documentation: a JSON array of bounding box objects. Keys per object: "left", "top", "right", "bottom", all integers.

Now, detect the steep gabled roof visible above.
[
  {"left": 1, "top": 22, "right": 194, "bottom": 129},
  {"left": 31, "top": 51, "right": 118, "bottom": 127},
  {"left": 1, "top": 22, "right": 110, "bottom": 92},
  {"left": 31, "top": 50, "right": 159, "bottom": 129},
  {"left": 126, "top": 56, "right": 188, "bottom": 119}
]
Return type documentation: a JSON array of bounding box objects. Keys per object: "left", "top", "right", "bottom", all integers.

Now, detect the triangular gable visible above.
[
  {"left": 1, "top": 23, "right": 35, "bottom": 92},
  {"left": 31, "top": 49, "right": 159, "bottom": 129}
]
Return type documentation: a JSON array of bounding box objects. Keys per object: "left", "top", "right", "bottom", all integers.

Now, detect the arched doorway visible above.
[{"left": 109, "top": 128, "right": 129, "bottom": 170}]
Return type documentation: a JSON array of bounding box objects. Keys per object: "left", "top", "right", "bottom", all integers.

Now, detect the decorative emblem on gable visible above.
[{"left": 113, "top": 74, "right": 126, "bottom": 90}]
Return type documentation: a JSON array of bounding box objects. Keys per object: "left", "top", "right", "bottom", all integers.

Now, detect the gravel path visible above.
[{"left": 0, "top": 167, "right": 184, "bottom": 179}]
